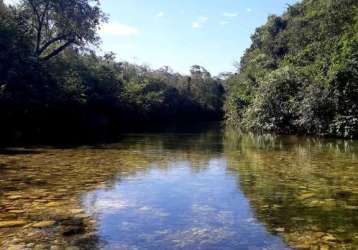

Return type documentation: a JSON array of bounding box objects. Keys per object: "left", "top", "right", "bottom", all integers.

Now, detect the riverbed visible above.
[{"left": 0, "top": 127, "right": 357, "bottom": 249}]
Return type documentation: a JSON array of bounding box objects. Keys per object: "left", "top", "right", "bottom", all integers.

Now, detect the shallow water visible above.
[{"left": 0, "top": 127, "right": 358, "bottom": 249}]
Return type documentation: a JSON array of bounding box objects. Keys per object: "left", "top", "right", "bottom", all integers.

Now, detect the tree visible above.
[
  {"left": 21, "top": 0, "right": 106, "bottom": 61},
  {"left": 225, "top": 0, "right": 358, "bottom": 138},
  {"left": 0, "top": 0, "right": 5, "bottom": 11},
  {"left": 0, "top": 1, "right": 225, "bottom": 144}
]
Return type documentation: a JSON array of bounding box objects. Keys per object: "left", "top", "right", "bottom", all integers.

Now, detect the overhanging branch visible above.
[
  {"left": 37, "top": 33, "right": 70, "bottom": 56},
  {"left": 40, "top": 40, "right": 74, "bottom": 61}
]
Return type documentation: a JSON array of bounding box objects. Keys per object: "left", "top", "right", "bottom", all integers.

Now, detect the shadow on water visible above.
[
  {"left": 0, "top": 148, "right": 44, "bottom": 156},
  {"left": 0, "top": 125, "right": 357, "bottom": 249}
]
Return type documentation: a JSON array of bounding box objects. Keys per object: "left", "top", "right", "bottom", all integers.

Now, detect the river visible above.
[{"left": 0, "top": 125, "right": 357, "bottom": 249}]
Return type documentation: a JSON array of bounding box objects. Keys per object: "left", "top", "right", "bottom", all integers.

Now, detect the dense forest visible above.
[
  {"left": 0, "top": 0, "right": 224, "bottom": 144},
  {"left": 225, "top": 0, "right": 358, "bottom": 138},
  {"left": 1, "top": 0, "right": 358, "bottom": 144}
]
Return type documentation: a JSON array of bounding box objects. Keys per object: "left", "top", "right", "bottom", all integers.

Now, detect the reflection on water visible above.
[
  {"left": 0, "top": 126, "right": 357, "bottom": 249},
  {"left": 224, "top": 131, "right": 358, "bottom": 250},
  {"left": 83, "top": 159, "right": 289, "bottom": 250}
]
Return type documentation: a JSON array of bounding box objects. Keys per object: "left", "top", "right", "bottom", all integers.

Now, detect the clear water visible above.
[
  {"left": 0, "top": 126, "right": 358, "bottom": 249},
  {"left": 83, "top": 159, "right": 290, "bottom": 250}
]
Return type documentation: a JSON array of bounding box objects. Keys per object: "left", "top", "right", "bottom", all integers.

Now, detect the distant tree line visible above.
[
  {"left": 0, "top": 0, "right": 224, "bottom": 144},
  {"left": 225, "top": 0, "right": 358, "bottom": 138}
]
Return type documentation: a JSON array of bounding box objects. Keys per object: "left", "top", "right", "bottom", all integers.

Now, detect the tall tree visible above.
[{"left": 21, "top": 0, "right": 106, "bottom": 61}]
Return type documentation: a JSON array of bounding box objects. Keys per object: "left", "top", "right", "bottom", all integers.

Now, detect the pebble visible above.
[
  {"left": 65, "top": 247, "right": 80, "bottom": 250},
  {"left": 0, "top": 220, "right": 27, "bottom": 228},
  {"left": 298, "top": 193, "right": 315, "bottom": 200},
  {"left": 320, "top": 245, "right": 330, "bottom": 250},
  {"left": 8, "top": 210, "right": 25, "bottom": 214},
  {"left": 34, "top": 244, "right": 47, "bottom": 250},
  {"left": 322, "top": 234, "right": 337, "bottom": 242},
  {"left": 275, "top": 227, "right": 285, "bottom": 232},
  {"left": 46, "top": 201, "right": 63, "bottom": 207},
  {"left": 31, "top": 221, "right": 56, "bottom": 228},
  {"left": 69, "top": 209, "right": 84, "bottom": 214},
  {"left": 7, "top": 245, "right": 26, "bottom": 250},
  {"left": 50, "top": 246, "right": 61, "bottom": 250},
  {"left": 7, "top": 195, "right": 23, "bottom": 200}
]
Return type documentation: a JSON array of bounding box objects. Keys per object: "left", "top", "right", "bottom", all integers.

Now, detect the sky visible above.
[{"left": 4, "top": 0, "right": 299, "bottom": 75}]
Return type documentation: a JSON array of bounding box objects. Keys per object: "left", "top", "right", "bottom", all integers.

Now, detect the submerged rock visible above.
[
  {"left": 320, "top": 244, "right": 330, "bottom": 250},
  {"left": 297, "top": 193, "right": 315, "bottom": 200},
  {"left": 7, "top": 195, "right": 23, "bottom": 200},
  {"left": 8, "top": 210, "right": 25, "bottom": 214},
  {"left": 33, "top": 244, "right": 48, "bottom": 250},
  {"left": 69, "top": 209, "right": 84, "bottom": 215},
  {"left": 49, "top": 246, "right": 61, "bottom": 250},
  {"left": 0, "top": 220, "right": 27, "bottom": 228},
  {"left": 65, "top": 247, "right": 80, "bottom": 250},
  {"left": 46, "top": 201, "right": 64, "bottom": 207},
  {"left": 275, "top": 227, "right": 285, "bottom": 233},
  {"left": 322, "top": 234, "right": 337, "bottom": 242},
  {"left": 31, "top": 221, "right": 56, "bottom": 228},
  {"left": 7, "top": 244, "right": 26, "bottom": 250}
]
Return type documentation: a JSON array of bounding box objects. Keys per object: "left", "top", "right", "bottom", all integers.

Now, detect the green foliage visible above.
[
  {"left": 21, "top": 0, "right": 106, "bottom": 61},
  {"left": 242, "top": 67, "right": 301, "bottom": 133},
  {"left": 329, "top": 54, "right": 358, "bottom": 138},
  {"left": 0, "top": 2, "right": 224, "bottom": 144},
  {"left": 225, "top": 0, "right": 358, "bottom": 138}
]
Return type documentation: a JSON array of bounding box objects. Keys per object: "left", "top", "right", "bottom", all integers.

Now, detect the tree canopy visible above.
[
  {"left": 1, "top": 0, "right": 358, "bottom": 144},
  {"left": 19, "top": 0, "right": 106, "bottom": 60},
  {"left": 0, "top": 1, "right": 224, "bottom": 144},
  {"left": 225, "top": 0, "right": 358, "bottom": 138}
]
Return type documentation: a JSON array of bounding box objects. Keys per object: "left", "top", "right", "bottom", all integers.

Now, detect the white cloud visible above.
[
  {"left": 246, "top": 8, "right": 252, "bottom": 12},
  {"left": 4, "top": 0, "right": 20, "bottom": 5},
  {"left": 107, "top": 43, "right": 136, "bottom": 50},
  {"left": 219, "top": 21, "right": 230, "bottom": 25},
  {"left": 156, "top": 11, "right": 165, "bottom": 17},
  {"left": 198, "top": 16, "right": 209, "bottom": 22},
  {"left": 192, "top": 22, "right": 200, "bottom": 28},
  {"left": 192, "top": 16, "right": 208, "bottom": 29},
  {"left": 99, "top": 22, "right": 139, "bottom": 36},
  {"left": 223, "top": 12, "right": 238, "bottom": 17}
]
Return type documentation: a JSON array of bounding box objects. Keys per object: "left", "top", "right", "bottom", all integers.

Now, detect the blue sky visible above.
[
  {"left": 5, "top": 0, "right": 299, "bottom": 75},
  {"left": 98, "top": 0, "right": 298, "bottom": 75}
]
